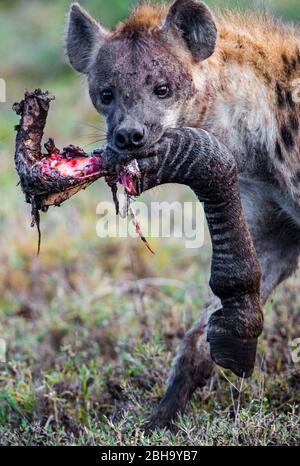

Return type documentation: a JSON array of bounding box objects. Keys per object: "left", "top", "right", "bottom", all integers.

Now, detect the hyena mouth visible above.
[{"left": 13, "top": 89, "right": 148, "bottom": 253}]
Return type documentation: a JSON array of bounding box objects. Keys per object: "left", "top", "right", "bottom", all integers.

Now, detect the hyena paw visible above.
[
  {"left": 142, "top": 417, "right": 168, "bottom": 435},
  {"left": 142, "top": 397, "right": 181, "bottom": 434},
  {"left": 142, "top": 411, "right": 175, "bottom": 435}
]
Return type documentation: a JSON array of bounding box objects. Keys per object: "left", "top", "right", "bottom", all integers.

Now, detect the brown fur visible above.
[
  {"left": 114, "top": 3, "right": 166, "bottom": 33},
  {"left": 115, "top": 5, "right": 300, "bottom": 80},
  {"left": 114, "top": 4, "right": 300, "bottom": 89}
]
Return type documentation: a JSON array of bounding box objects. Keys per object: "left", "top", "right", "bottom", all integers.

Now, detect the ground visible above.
[{"left": 0, "top": 196, "right": 299, "bottom": 444}]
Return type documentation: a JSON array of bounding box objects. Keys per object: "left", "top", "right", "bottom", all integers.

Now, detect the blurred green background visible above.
[{"left": 0, "top": 0, "right": 299, "bottom": 446}]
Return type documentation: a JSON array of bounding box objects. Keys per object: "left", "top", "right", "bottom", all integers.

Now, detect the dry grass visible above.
[
  {"left": 0, "top": 0, "right": 299, "bottom": 447},
  {"left": 0, "top": 185, "right": 299, "bottom": 445}
]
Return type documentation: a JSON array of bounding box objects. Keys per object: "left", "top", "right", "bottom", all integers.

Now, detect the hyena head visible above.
[{"left": 66, "top": 0, "right": 217, "bottom": 154}]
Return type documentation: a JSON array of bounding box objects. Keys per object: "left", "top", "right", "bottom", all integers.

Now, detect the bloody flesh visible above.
[{"left": 13, "top": 89, "right": 152, "bottom": 253}]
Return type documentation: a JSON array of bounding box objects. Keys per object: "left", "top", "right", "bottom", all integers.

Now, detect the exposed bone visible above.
[
  {"left": 13, "top": 90, "right": 108, "bottom": 211},
  {"left": 13, "top": 89, "right": 151, "bottom": 253}
]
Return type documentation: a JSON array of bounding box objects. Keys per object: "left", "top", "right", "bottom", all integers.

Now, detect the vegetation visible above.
[{"left": 0, "top": 0, "right": 299, "bottom": 446}]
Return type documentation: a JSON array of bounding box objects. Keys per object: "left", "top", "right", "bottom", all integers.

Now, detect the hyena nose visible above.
[{"left": 115, "top": 127, "right": 146, "bottom": 150}]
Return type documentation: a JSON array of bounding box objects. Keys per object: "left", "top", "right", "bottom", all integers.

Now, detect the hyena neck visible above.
[
  {"left": 194, "top": 58, "right": 275, "bottom": 162},
  {"left": 183, "top": 51, "right": 274, "bottom": 164},
  {"left": 181, "top": 16, "right": 300, "bottom": 181}
]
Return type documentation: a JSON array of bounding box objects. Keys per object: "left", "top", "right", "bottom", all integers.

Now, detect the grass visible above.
[
  {"left": 0, "top": 0, "right": 299, "bottom": 446},
  {"left": 0, "top": 201, "right": 299, "bottom": 445}
]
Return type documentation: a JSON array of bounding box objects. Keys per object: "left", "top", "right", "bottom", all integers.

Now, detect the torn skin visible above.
[{"left": 13, "top": 89, "right": 153, "bottom": 254}]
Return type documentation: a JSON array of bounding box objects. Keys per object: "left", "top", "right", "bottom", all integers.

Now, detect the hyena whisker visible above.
[
  {"left": 80, "top": 133, "right": 107, "bottom": 140},
  {"left": 78, "top": 122, "right": 108, "bottom": 135},
  {"left": 82, "top": 138, "right": 108, "bottom": 148}
]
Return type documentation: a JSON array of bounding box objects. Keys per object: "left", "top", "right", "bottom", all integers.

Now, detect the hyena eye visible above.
[
  {"left": 100, "top": 89, "right": 114, "bottom": 105},
  {"left": 154, "top": 84, "right": 171, "bottom": 99}
]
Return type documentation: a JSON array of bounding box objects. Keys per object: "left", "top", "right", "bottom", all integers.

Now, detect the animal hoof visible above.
[{"left": 208, "top": 333, "right": 257, "bottom": 378}]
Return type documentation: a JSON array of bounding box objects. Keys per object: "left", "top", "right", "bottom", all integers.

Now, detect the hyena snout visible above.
[{"left": 114, "top": 124, "right": 148, "bottom": 151}]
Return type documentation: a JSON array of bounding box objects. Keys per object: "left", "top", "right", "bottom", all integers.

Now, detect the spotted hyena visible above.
[{"left": 66, "top": 0, "right": 300, "bottom": 429}]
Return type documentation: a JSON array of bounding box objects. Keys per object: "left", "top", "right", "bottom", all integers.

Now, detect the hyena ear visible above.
[
  {"left": 66, "top": 3, "right": 108, "bottom": 74},
  {"left": 163, "top": 0, "right": 217, "bottom": 62}
]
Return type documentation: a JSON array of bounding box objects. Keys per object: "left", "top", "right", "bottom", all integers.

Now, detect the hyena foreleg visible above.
[{"left": 143, "top": 292, "right": 220, "bottom": 432}]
